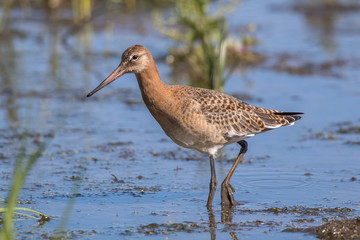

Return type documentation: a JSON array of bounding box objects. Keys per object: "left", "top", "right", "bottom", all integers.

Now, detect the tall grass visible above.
[{"left": 0, "top": 133, "right": 48, "bottom": 240}]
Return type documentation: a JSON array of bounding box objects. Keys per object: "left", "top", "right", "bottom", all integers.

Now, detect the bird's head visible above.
[{"left": 87, "top": 45, "right": 151, "bottom": 97}]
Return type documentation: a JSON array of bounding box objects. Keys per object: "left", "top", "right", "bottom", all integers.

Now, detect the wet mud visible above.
[
  {"left": 267, "top": 53, "right": 349, "bottom": 78},
  {"left": 285, "top": 217, "right": 360, "bottom": 240},
  {"left": 301, "top": 121, "right": 360, "bottom": 143}
]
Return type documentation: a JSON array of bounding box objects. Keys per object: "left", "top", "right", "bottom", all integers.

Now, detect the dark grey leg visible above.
[
  {"left": 221, "top": 140, "right": 248, "bottom": 207},
  {"left": 207, "top": 155, "right": 217, "bottom": 209}
]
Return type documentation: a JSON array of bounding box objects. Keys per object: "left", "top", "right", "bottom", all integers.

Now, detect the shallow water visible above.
[{"left": 1, "top": 0, "right": 360, "bottom": 239}]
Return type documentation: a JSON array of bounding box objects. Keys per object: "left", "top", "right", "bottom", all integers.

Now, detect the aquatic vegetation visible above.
[
  {"left": 153, "top": 0, "right": 263, "bottom": 91},
  {"left": 0, "top": 207, "right": 50, "bottom": 225},
  {"left": 0, "top": 133, "right": 48, "bottom": 240}
]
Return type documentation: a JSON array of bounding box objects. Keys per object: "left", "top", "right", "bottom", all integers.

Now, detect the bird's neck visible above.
[{"left": 135, "top": 61, "right": 169, "bottom": 110}]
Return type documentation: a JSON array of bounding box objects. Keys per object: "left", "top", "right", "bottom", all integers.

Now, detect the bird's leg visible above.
[
  {"left": 207, "top": 155, "right": 217, "bottom": 209},
  {"left": 221, "top": 140, "right": 248, "bottom": 207}
]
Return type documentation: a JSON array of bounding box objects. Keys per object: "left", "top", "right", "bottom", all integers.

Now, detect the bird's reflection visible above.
[
  {"left": 208, "top": 207, "right": 217, "bottom": 240},
  {"left": 207, "top": 204, "right": 239, "bottom": 240},
  {"left": 221, "top": 204, "right": 235, "bottom": 224}
]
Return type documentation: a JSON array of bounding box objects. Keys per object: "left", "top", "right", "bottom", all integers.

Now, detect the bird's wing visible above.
[
  {"left": 170, "top": 86, "right": 302, "bottom": 141},
  {"left": 189, "top": 88, "right": 267, "bottom": 139},
  {"left": 187, "top": 88, "right": 302, "bottom": 139}
]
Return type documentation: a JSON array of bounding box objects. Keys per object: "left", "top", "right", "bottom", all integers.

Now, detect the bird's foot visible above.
[{"left": 221, "top": 181, "right": 236, "bottom": 207}]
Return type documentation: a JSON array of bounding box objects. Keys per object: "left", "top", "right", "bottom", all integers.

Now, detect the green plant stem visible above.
[{"left": 1, "top": 139, "right": 45, "bottom": 240}]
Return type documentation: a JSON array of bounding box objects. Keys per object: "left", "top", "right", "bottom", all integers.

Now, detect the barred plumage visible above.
[{"left": 87, "top": 45, "right": 303, "bottom": 208}]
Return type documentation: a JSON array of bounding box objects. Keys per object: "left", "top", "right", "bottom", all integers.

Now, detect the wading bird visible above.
[{"left": 87, "top": 45, "right": 302, "bottom": 208}]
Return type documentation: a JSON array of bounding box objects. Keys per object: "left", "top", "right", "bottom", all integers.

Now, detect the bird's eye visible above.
[{"left": 132, "top": 55, "right": 138, "bottom": 60}]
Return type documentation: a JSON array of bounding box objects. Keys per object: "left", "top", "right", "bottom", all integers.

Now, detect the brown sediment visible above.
[{"left": 284, "top": 217, "right": 360, "bottom": 240}]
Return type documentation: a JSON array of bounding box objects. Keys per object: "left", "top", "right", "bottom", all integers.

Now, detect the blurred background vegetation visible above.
[
  {"left": 153, "top": 0, "right": 263, "bottom": 91},
  {"left": 0, "top": 0, "right": 263, "bottom": 92},
  {"left": 0, "top": 0, "right": 357, "bottom": 91}
]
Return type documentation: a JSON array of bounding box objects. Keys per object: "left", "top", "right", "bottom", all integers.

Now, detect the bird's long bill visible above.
[{"left": 87, "top": 65, "right": 125, "bottom": 97}]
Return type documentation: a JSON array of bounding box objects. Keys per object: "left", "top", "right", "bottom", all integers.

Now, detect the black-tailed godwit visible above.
[{"left": 87, "top": 45, "right": 303, "bottom": 208}]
